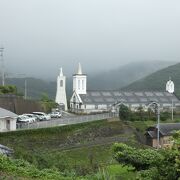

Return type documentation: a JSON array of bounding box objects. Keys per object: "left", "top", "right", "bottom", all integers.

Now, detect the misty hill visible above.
[
  {"left": 87, "top": 61, "right": 175, "bottom": 90},
  {"left": 4, "top": 61, "right": 175, "bottom": 100},
  {"left": 122, "top": 62, "right": 180, "bottom": 97}
]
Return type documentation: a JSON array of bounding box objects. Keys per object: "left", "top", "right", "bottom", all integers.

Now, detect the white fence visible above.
[{"left": 16, "top": 113, "right": 118, "bottom": 130}]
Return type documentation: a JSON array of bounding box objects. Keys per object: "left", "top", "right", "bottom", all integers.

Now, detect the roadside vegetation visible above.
[
  {"left": 0, "top": 110, "right": 179, "bottom": 179},
  {"left": 0, "top": 119, "right": 140, "bottom": 179}
]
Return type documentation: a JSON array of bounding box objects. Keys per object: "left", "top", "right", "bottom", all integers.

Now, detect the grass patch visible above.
[
  {"left": 106, "top": 164, "right": 136, "bottom": 179},
  {"left": 127, "top": 120, "right": 155, "bottom": 132}
]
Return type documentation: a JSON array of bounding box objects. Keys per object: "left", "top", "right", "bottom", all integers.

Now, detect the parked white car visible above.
[
  {"left": 16, "top": 115, "right": 33, "bottom": 123},
  {"left": 23, "top": 114, "right": 37, "bottom": 122},
  {"left": 32, "top": 112, "right": 51, "bottom": 121},
  {"left": 50, "top": 112, "right": 62, "bottom": 118}
]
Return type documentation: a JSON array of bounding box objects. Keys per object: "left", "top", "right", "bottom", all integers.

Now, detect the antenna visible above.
[{"left": 0, "top": 46, "right": 5, "bottom": 86}]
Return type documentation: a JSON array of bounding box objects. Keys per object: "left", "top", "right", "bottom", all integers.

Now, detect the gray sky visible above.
[{"left": 0, "top": 0, "right": 180, "bottom": 79}]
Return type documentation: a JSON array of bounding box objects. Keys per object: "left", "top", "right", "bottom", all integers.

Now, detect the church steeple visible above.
[
  {"left": 77, "top": 62, "right": 82, "bottom": 75},
  {"left": 73, "top": 63, "right": 87, "bottom": 94},
  {"left": 59, "top": 67, "right": 63, "bottom": 77}
]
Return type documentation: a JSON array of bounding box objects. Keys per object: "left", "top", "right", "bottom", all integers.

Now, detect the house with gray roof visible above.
[
  {"left": 145, "top": 123, "right": 180, "bottom": 148},
  {"left": 70, "top": 63, "right": 180, "bottom": 114},
  {"left": 0, "top": 107, "right": 17, "bottom": 132}
]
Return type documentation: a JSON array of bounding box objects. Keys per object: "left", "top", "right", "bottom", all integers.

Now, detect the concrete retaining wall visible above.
[{"left": 0, "top": 95, "right": 43, "bottom": 115}]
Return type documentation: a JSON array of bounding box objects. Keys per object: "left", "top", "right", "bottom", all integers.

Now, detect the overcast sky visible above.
[{"left": 0, "top": 0, "right": 180, "bottom": 79}]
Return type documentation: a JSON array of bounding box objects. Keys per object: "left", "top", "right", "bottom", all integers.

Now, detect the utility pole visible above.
[
  {"left": 148, "top": 101, "right": 160, "bottom": 149},
  {"left": 166, "top": 77, "right": 175, "bottom": 121},
  {"left": 157, "top": 104, "right": 160, "bottom": 149},
  {"left": 172, "top": 99, "right": 174, "bottom": 121},
  {"left": 24, "top": 79, "right": 27, "bottom": 99},
  {"left": 0, "top": 47, "right": 5, "bottom": 86}
]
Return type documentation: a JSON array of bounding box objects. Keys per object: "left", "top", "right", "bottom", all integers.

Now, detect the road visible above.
[{"left": 17, "top": 113, "right": 116, "bottom": 130}]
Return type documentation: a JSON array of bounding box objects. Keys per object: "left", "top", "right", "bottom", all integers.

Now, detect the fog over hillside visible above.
[
  {"left": 4, "top": 61, "right": 176, "bottom": 100},
  {"left": 0, "top": 0, "right": 180, "bottom": 79},
  {"left": 87, "top": 61, "right": 176, "bottom": 90}
]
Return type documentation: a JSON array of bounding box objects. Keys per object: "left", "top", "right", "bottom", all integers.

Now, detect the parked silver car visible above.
[
  {"left": 50, "top": 112, "right": 62, "bottom": 118},
  {"left": 32, "top": 112, "right": 51, "bottom": 121}
]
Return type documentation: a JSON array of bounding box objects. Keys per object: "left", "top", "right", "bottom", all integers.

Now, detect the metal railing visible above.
[{"left": 16, "top": 113, "right": 118, "bottom": 130}]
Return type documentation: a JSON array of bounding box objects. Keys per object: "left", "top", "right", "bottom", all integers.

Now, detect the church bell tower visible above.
[
  {"left": 73, "top": 63, "right": 87, "bottom": 94},
  {"left": 55, "top": 68, "right": 68, "bottom": 110}
]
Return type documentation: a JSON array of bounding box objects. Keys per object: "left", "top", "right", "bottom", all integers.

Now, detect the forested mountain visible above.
[{"left": 122, "top": 62, "right": 180, "bottom": 97}]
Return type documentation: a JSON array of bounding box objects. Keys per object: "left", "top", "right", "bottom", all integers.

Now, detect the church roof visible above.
[{"left": 79, "top": 90, "right": 180, "bottom": 105}]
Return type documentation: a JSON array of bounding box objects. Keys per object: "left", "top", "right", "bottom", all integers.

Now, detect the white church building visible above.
[{"left": 69, "top": 63, "right": 180, "bottom": 114}]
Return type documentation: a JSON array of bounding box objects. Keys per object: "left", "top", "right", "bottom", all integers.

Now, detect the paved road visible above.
[{"left": 17, "top": 113, "right": 117, "bottom": 130}]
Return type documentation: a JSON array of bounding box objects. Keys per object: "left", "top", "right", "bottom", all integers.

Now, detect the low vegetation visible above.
[
  {"left": 0, "top": 120, "right": 138, "bottom": 179},
  {"left": 0, "top": 116, "right": 179, "bottom": 179},
  {"left": 0, "top": 155, "right": 70, "bottom": 179},
  {"left": 119, "top": 104, "right": 180, "bottom": 123}
]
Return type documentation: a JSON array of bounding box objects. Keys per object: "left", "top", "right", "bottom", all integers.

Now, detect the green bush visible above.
[
  {"left": 0, "top": 155, "right": 70, "bottom": 179},
  {"left": 0, "top": 85, "right": 17, "bottom": 94},
  {"left": 112, "top": 132, "right": 180, "bottom": 180}
]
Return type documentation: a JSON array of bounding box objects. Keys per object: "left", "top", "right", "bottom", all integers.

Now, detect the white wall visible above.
[
  {"left": 10, "top": 118, "right": 16, "bottom": 131},
  {"left": 0, "top": 120, "right": 6, "bottom": 131},
  {"left": 0, "top": 118, "right": 16, "bottom": 132}
]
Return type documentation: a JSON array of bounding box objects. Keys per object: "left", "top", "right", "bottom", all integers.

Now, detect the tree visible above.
[
  {"left": 113, "top": 131, "right": 180, "bottom": 179},
  {"left": 0, "top": 85, "right": 17, "bottom": 94},
  {"left": 119, "top": 104, "right": 131, "bottom": 121},
  {"left": 173, "top": 131, "right": 180, "bottom": 174},
  {"left": 40, "top": 93, "right": 50, "bottom": 102},
  {"left": 40, "top": 93, "right": 57, "bottom": 113}
]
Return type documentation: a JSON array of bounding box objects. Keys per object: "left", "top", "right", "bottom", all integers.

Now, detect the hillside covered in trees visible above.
[{"left": 123, "top": 62, "right": 180, "bottom": 98}]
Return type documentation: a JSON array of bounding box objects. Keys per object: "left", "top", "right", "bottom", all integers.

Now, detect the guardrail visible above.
[{"left": 16, "top": 113, "right": 119, "bottom": 130}]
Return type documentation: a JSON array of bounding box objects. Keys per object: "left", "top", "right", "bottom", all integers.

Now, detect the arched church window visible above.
[{"left": 60, "top": 80, "right": 63, "bottom": 87}]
